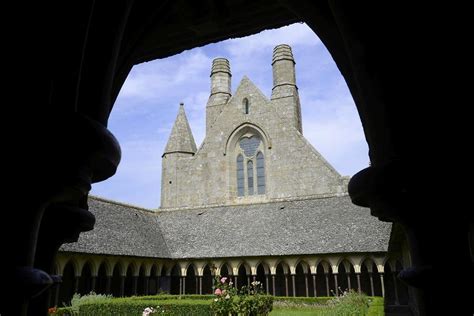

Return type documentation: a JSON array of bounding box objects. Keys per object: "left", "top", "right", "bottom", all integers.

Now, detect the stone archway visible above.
[
  {"left": 96, "top": 262, "right": 108, "bottom": 294},
  {"left": 185, "top": 264, "right": 197, "bottom": 294},
  {"left": 202, "top": 264, "right": 213, "bottom": 294},
  {"left": 58, "top": 261, "right": 76, "bottom": 305},
  {"left": 78, "top": 262, "right": 93, "bottom": 295}
]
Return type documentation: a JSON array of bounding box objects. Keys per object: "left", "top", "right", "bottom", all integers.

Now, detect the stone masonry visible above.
[{"left": 161, "top": 44, "right": 348, "bottom": 209}]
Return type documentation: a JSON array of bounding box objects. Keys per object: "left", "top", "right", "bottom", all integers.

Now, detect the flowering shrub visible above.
[{"left": 210, "top": 273, "right": 273, "bottom": 316}]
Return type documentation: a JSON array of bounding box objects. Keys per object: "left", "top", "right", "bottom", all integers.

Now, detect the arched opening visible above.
[
  {"left": 338, "top": 260, "right": 356, "bottom": 293},
  {"left": 220, "top": 263, "right": 230, "bottom": 278},
  {"left": 137, "top": 265, "right": 147, "bottom": 295},
  {"left": 256, "top": 263, "right": 267, "bottom": 293},
  {"left": 360, "top": 259, "right": 378, "bottom": 296},
  {"left": 294, "top": 262, "right": 308, "bottom": 297},
  {"left": 111, "top": 263, "right": 122, "bottom": 297},
  {"left": 149, "top": 265, "right": 158, "bottom": 295},
  {"left": 316, "top": 262, "right": 327, "bottom": 296},
  {"left": 237, "top": 264, "right": 248, "bottom": 290},
  {"left": 160, "top": 265, "right": 170, "bottom": 294},
  {"left": 169, "top": 264, "right": 181, "bottom": 295},
  {"left": 96, "top": 262, "right": 108, "bottom": 294},
  {"left": 58, "top": 261, "right": 75, "bottom": 305},
  {"left": 185, "top": 264, "right": 197, "bottom": 294},
  {"left": 124, "top": 264, "right": 135, "bottom": 297},
  {"left": 202, "top": 264, "right": 213, "bottom": 294},
  {"left": 371, "top": 262, "right": 382, "bottom": 296},
  {"left": 275, "top": 262, "right": 288, "bottom": 296},
  {"left": 78, "top": 262, "right": 93, "bottom": 295}
]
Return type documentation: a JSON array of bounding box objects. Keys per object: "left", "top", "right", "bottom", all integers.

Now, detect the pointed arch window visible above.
[
  {"left": 257, "top": 152, "right": 265, "bottom": 194},
  {"left": 243, "top": 98, "right": 249, "bottom": 114},
  {"left": 235, "top": 134, "right": 265, "bottom": 197},
  {"left": 237, "top": 155, "right": 244, "bottom": 196},
  {"left": 247, "top": 161, "right": 254, "bottom": 195}
]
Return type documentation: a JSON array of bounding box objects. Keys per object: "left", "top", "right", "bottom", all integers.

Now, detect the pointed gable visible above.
[
  {"left": 232, "top": 76, "right": 269, "bottom": 104},
  {"left": 164, "top": 103, "right": 197, "bottom": 155}
]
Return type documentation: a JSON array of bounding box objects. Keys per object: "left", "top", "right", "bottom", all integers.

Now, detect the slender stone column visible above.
[
  {"left": 105, "top": 276, "right": 111, "bottom": 294},
  {"left": 144, "top": 277, "right": 149, "bottom": 295},
  {"left": 252, "top": 275, "right": 256, "bottom": 282},
  {"left": 182, "top": 277, "right": 186, "bottom": 295},
  {"left": 74, "top": 276, "right": 80, "bottom": 293},
  {"left": 380, "top": 273, "right": 385, "bottom": 297},
  {"left": 90, "top": 276, "right": 96, "bottom": 293},
  {"left": 234, "top": 276, "right": 238, "bottom": 288},
  {"left": 132, "top": 276, "right": 138, "bottom": 296},
  {"left": 291, "top": 275, "right": 296, "bottom": 297},
  {"left": 265, "top": 275, "right": 269, "bottom": 294},
  {"left": 334, "top": 274, "right": 339, "bottom": 295},
  {"left": 312, "top": 274, "right": 317, "bottom": 297},
  {"left": 119, "top": 276, "right": 125, "bottom": 297},
  {"left": 347, "top": 273, "right": 351, "bottom": 290},
  {"left": 324, "top": 273, "right": 329, "bottom": 296},
  {"left": 247, "top": 276, "right": 250, "bottom": 287},
  {"left": 179, "top": 278, "right": 182, "bottom": 295},
  {"left": 284, "top": 275, "right": 289, "bottom": 297},
  {"left": 156, "top": 277, "right": 160, "bottom": 294},
  {"left": 356, "top": 273, "right": 361, "bottom": 293},
  {"left": 392, "top": 273, "right": 400, "bottom": 305},
  {"left": 304, "top": 275, "right": 309, "bottom": 297},
  {"left": 272, "top": 275, "right": 276, "bottom": 296},
  {"left": 369, "top": 273, "right": 374, "bottom": 296},
  {"left": 199, "top": 276, "right": 202, "bottom": 295}
]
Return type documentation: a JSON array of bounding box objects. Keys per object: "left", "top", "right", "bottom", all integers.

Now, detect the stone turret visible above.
[
  {"left": 271, "top": 44, "right": 302, "bottom": 133},
  {"left": 161, "top": 103, "right": 196, "bottom": 208},
  {"left": 206, "top": 58, "right": 232, "bottom": 134},
  {"left": 163, "top": 103, "right": 197, "bottom": 156}
]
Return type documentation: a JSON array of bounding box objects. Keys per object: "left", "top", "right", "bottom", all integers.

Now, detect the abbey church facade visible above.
[{"left": 55, "top": 45, "right": 409, "bottom": 308}]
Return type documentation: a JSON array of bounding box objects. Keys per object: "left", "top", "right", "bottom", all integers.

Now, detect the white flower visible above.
[
  {"left": 214, "top": 298, "right": 218, "bottom": 302},
  {"left": 225, "top": 294, "right": 230, "bottom": 299}
]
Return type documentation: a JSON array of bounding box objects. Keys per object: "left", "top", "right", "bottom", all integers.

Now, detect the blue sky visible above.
[{"left": 91, "top": 23, "right": 369, "bottom": 209}]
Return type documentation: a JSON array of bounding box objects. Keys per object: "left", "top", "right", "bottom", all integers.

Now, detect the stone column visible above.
[
  {"left": 247, "top": 276, "right": 251, "bottom": 287},
  {"left": 179, "top": 278, "right": 182, "bottom": 295},
  {"left": 312, "top": 274, "right": 317, "bottom": 297},
  {"left": 90, "top": 276, "right": 96, "bottom": 293},
  {"left": 195, "top": 276, "right": 198, "bottom": 294},
  {"left": 284, "top": 274, "right": 289, "bottom": 297},
  {"left": 105, "top": 276, "right": 111, "bottom": 294},
  {"left": 199, "top": 276, "right": 202, "bottom": 295},
  {"left": 369, "top": 273, "right": 374, "bottom": 296},
  {"left": 347, "top": 273, "right": 351, "bottom": 290},
  {"left": 324, "top": 273, "right": 329, "bottom": 296},
  {"left": 132, "top": 276, "right": 138, "bottom": 296},
  {"left": 265, "top": 275, "right": 269, "bottom": 294},
  {"left": 356, "top": 273, "right": 361, "bottom": 293},
  {"left": 182, "top": 277, "right": 186, "bottom": 295},
  {"left": 291, "top": 274, "right": 296, "bottom": 297},
  {"left": 144, "top": 277, "right": 149, "bottom": 295},
  {"left": 304, "top": 275, "right": 309, "bottom": 297},
  {"left": 272, "top": 275, "right": 276, "bottom": 296},
  {"left": 120, "top": 276, "right": 125, "bottom": 297},
  {"left": 392, "top": 273, "right": 400, "bottom": 305},
  {"left": 334, "top": 274, "right": 339, "bottom": 295},
  {"left": 74, "top": 276, "right": 80, "bottom": 293},
  {"left": 234, "top": 276, "right": 238, "bottom": 288},
  {"left": 380, "top": 273, "right": 385, "bottom": 297},
  {"left": 156, "top": 277, "right": 160, "bottom": 294}
]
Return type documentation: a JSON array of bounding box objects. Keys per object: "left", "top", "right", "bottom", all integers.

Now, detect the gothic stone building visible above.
[{"left": 56, "top": 45, "right": 409, "bottom": 308}]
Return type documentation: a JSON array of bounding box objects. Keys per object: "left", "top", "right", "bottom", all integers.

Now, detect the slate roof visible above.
[
  {"left": 61, "top": 195, "right": 392, "bottom": 259},
  {"left": 60, "top": 198, "right": 171, "bottom": 258}
]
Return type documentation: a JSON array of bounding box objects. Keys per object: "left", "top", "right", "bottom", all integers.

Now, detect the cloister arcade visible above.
[{"left": 54, "top": 253, "right": 408, "bottom": 307}]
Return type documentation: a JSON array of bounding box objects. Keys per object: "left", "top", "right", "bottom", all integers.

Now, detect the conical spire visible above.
[{"left": 163, "top": 103, "right": 197, "bottom": 155}]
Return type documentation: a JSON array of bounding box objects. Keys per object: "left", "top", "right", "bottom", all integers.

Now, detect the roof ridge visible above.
[
  {"left": 89, "top": 195, "right": 155, "bottom": 213},
  {"left": 157, "top": 192, "right": 349, "bottom": 213}
]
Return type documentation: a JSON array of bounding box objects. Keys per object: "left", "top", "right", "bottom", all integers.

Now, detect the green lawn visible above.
[{"left": 271, "top": 307, "right": 323, "bottom": 315}]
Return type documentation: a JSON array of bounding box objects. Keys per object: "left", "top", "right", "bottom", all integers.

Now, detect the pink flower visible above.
[
  {"left": 215, "top": 288, "right": 222, "bottom": 295},
  {"left": 220, "top": 277, "right": 227, "bottom": 284}
]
